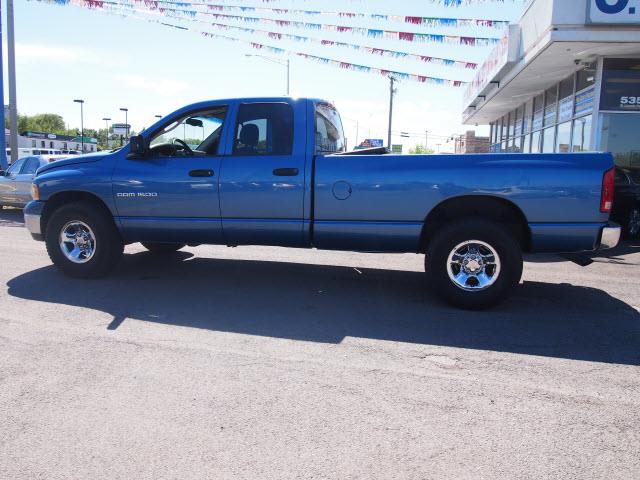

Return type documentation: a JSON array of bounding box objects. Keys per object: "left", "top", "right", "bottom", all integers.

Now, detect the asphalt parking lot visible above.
[{"left": 1, "top": 207, "right": 639, "bottom": 479}]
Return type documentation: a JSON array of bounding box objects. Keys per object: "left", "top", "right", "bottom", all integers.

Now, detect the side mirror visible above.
[
  {"left": 0, "top": 170, "right": 5, "bottom": 177},
  {"left": 127, "top": 135, "right": 146, "bottom": 159}
]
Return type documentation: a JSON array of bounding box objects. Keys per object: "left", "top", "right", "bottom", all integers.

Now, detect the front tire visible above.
[
  {"left": 45, "top": 202, "right": 123, "bottom": 278},
  {"left": 426, "top": 218, "right": 523, "bottom": 310}
]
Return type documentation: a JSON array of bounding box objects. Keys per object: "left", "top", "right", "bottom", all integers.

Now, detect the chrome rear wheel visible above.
[{"left": 446, "top": 240, "right": 501, "bottom": 291}]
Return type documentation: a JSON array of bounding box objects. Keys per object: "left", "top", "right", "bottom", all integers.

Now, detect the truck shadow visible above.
[{"left": 7, "top": 251, "right": 640, "bottom": 365}]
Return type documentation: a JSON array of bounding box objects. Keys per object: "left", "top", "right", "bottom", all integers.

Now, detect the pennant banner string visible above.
[
  {"left": 43, "top": 0, "right": 503, "bottom": 46},
  {"left": 73, "top": 0, "right": 481, "bottom": 69},
  {"left": 131, "top": 0, "right": 512, "bottom": 29},
  {"left": 31, "top": 0, "right": 469, "bottom": 86}
]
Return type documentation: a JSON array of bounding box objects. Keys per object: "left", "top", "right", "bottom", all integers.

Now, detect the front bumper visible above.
[
  {"left": 598, "top": 222, "right": 621, "bottom": 250},
  {"left": 23, "top": 200, "right": 45, "bottom": 241}
]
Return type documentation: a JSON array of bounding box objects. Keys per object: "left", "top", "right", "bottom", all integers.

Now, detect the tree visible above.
[
  {"left": 4, "top": 113, "right": 67, "bottom": 135},
  {"left": 409, "top": 144, "right": 434, "bottom": 154}
]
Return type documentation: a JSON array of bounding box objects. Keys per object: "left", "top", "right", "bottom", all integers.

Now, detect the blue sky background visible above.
[{"left": 4, "top": 0, "right": 525, "bottom": 151}]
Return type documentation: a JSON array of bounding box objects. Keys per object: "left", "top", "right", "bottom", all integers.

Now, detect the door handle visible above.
[
  {"left": 189, "top": 169, "right": 214, "bottom": 177},
  {"left": 273, "top": 168, "right": 299, "bottom": 177}
]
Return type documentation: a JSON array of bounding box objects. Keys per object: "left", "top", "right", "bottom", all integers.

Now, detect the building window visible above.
[
  {"left": 507, "top": 112, "right": 515, "bottom": 140},
  {"left": 558, "top": 76, "right": 574, "bottom": 123},
  {"left": 541, "top": 127, "right": 555, "bottom": 153},
  {"left": 600, "top": 113, "right": 640, "bottom": 169},
  {"left": 523, "top": 134, "right": 531, "bottom": 153},
  {"left": 544, "top": 86, "right": 558, "bottom": 127},
  {"left": 556, "top": 121, "right": 572, "bottom": 153},
  {"left": 523, "top": 99, "right": 533, "bottom": 134},
  {"left": 572, "top": 115, "right": 592, "bottom": 152},
  {"left": 600, "top": 58, "right": 640, "bottom": 112},
  {"left": 530, "top": 130, "right": 541, "bottom": 154},
  {"left": 31, "top": 140, "right": 36, "bottom": 147},
  {"left": 576, "top": 63, "right": 596, "bottom": 92},
  {"left": 532, "top": 94, "right": 544, "bottom": 131},
  {"left": 40, "top": 140, "right": 45, "bottom": 148},
  {"left": 514, "top": 107, "right": 523, "bottom": 138}
]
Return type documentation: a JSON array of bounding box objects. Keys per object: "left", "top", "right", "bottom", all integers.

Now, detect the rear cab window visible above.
[
  {"left": 315, "top": 102, "right": 346, "bottom": 154},
  {"left": 233, "top": 102, "right": 294, "bottom": 156}
]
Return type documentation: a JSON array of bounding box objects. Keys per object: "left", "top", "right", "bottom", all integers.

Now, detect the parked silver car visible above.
[{"left": 0, "top": 155, "right": 67, "bottom": 208}]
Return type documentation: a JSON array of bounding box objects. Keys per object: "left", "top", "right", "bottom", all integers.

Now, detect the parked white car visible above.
[{"left": 0, "top": 155, "right": 68, "bottom": 208}]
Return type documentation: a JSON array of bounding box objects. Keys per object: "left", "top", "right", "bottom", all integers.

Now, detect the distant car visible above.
[
  {"left": 612, "top": 168, "right": 640, "bottom": 238},
  {"left": 0, "top": 155, "right": 68, "bottom": 208}
]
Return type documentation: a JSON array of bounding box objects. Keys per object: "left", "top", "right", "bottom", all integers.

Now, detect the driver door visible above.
[{"left": 112, "top": 105, "right": 228, "bottom": 244}]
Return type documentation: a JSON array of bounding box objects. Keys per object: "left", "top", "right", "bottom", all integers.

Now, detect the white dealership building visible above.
[{"left": 462, "top": 0, "right": 640, "bottom": 170}]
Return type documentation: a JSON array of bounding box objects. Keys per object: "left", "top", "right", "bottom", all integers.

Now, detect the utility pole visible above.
[
  {"left": 0, "top": 0, "right": 7, "bottom": 170},
  {"left": 102, "top": 117, "right": 111, "bottom": 148},
  {"left": 425, "top": 130, "right": 429, "bottom": 151},
  {"left": 387, "top": 76, "right": 396, "bottom": 149},
  {"left": 7, "top": 0, "right": 18, "bottom": 165},
  {"left": 74, "top": 99, "right": 84, "bottom": 153}
]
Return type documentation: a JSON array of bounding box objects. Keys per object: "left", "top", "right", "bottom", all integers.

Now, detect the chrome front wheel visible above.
[
  {"left": 58, "top": 220, "right": 97, "bottom": 264},
  {"left": 446, "top": 240, "right": 501, "bottom": 291}
]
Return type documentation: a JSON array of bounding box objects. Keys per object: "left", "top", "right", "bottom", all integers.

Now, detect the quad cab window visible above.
[
  {"left": 315, "top": 102, "right": 346, "bottom": 154},
  {"left": 233, "top": 103, "right": 294, "bottom": 156},
  {"left": 149, "top": 106, "right": 227, "bottom": 157}
]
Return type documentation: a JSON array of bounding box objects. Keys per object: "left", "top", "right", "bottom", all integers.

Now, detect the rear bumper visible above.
[
  {"left": 23, "top": 200, "right": 45, "bottom": 241},
  {"left": 529, "top": 222, "right": 620, "bottom": 253},
  {"left": 598, "top": 223, "right": 621, "bottom": 250}
]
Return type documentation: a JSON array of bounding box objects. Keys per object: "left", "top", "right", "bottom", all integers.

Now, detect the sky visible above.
[{"left": 3, "top": 0, "right": 525, "bottom": 152}]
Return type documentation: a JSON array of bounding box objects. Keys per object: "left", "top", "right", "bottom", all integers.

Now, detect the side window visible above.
[
  {"left": 21, "top": 157, "right": 41, "bottom": 175},
  {"left": 315, "top": 103, "right": 346, "bottom": 154},
  {"left": 233, "top": 103, "right": 293, "bottom": 156},
  {"left": 149, "top": 106, "right": 227, "bottom": 156}
]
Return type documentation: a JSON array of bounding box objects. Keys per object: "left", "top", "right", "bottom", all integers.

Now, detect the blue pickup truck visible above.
[{"left": 24, "top": 97, "right": 620, "bottom": 309}]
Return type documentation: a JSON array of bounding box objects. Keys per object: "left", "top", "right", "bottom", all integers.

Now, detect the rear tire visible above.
[
  {"left": 141, "top": 242, "right": 185, "bottom": 254},
  {"left": 426, "top": 218, "right": 523, "bottom": 310},
  {"left": 45, "top": 202, "right": 123, "bottom": 278}
]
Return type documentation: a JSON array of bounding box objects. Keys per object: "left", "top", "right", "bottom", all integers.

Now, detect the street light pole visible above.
[
  {"left": 7, "top": 0, "right": 18, "bottom": 165},
  {"left": 102, "top": 117, "right": 111, "bottom": 149},
  {"left": 387, "top": 76, "right": 396, "bottom": 149},
  {"left": 0, "top": 0, "right": 7, "bottom": 170},
  {"left": 120, "top": 107, "right": 128, "bottom": 146},
  {"left": 74, "top": 99, "right": 84, "bottom": 153}
]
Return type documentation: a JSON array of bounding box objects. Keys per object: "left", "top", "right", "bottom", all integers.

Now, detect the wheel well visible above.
[
  {"left": 419, "top": 196, "right": 531, "bottom": 253},
  {"left": 41, "top": 191, "right": 118, "bottom": 236}
]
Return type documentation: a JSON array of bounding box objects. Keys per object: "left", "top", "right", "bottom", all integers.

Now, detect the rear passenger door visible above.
[{"left": 218, "top": 101, "right": 306, "bottom": 247}]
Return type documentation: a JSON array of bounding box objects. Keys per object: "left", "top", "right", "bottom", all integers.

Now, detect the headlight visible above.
[{"left": 31, "top": 183, "right": 40, "bottom": 200}]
